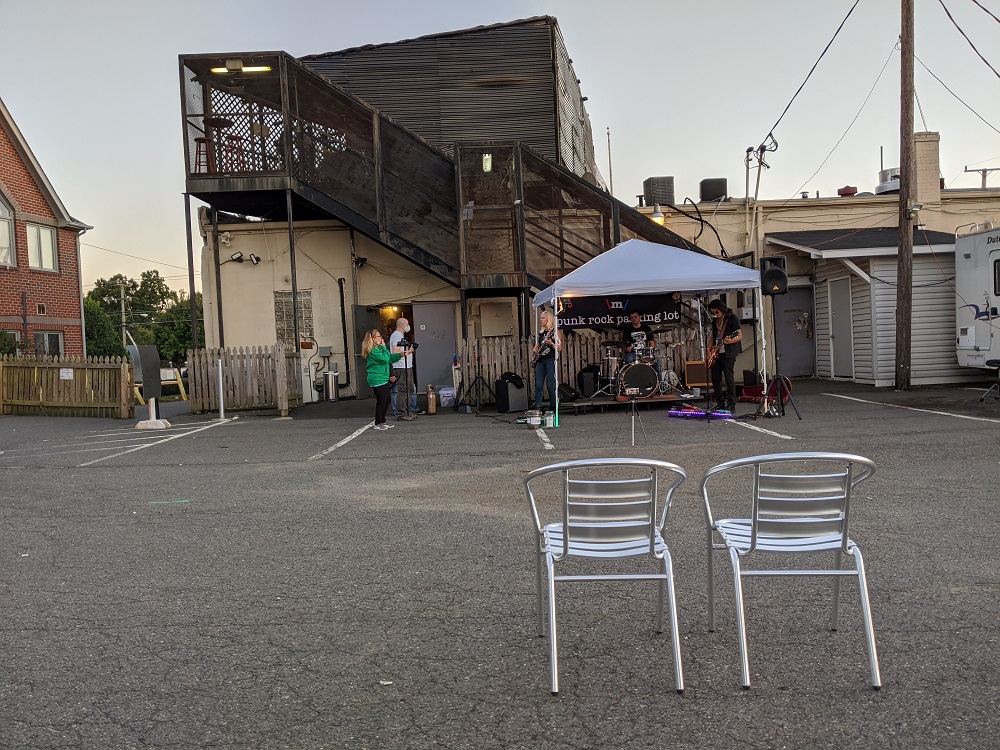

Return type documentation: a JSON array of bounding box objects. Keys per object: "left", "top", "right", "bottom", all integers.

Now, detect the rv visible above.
[{"left": 955, "top": 222, "right": 1000, "bottom": 368}]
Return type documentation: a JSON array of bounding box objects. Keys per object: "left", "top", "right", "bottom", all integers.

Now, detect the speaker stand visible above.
[{"left": 614, "top": 397, "right": 647, "bottom": 447}]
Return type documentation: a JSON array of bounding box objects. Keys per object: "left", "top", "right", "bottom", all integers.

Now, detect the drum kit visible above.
[{"left": 594, "top": 339, "right": 684, "bottom": 401}]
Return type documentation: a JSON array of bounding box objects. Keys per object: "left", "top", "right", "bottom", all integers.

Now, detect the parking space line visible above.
[
  {"left": 77, "top": 419, "right": 234, "bottom": 466},
  {"left": 308, "top": 422, "right": 374, "bottom": 460},
  {"left": 825, "top": 393, "right": 1000, "bottom": 423},
  {"left": 727, "top": 420, "right": 796, "bottom": 439},
  {"left": 535, "top": 427, "right": 555, "bottom": 449}
]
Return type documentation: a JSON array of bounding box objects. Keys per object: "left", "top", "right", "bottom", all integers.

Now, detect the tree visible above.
[
  {"left": 0, "top": 328, "right": 19, "bottom": 356},
  {"left": 87, "top": 270, "right": 178, "bottom": 320},
  {"left": 153, "top": 293, "right": 204, "bottom": 367},
  {"left": 87, "top": 270, "right": 179, "bottom": 349},
  {"left": 84, "top": 298, "right": 125, "bottom": 358}
]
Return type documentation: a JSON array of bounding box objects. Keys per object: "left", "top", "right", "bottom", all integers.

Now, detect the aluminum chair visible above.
[
  {"left": 701, "top": 452, "right": 881, "bottom": 689},
  {"left": 525, "top": 458, "right": 687, "bottom": 694}
]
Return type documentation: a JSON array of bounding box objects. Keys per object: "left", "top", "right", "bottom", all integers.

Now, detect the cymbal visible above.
[{"left": 600, "top": 340, "right": 623, "bottom": 348}]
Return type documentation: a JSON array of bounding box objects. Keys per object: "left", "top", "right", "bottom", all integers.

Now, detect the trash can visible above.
[{"left": 324, "top": 368, "right": 339, "bottom": 402}]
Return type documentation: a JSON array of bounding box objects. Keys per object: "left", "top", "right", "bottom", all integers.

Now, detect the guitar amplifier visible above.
[
  {"left": 684, "top": 360, "right": 709, "bottom": 387},
  {"left": 578, "top": 371, "right": 598, "bottom": 398},
  {"left": 495, "top": 379, "right": 529, "bottom": 413}
]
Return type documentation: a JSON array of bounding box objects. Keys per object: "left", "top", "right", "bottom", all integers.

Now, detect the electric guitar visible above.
[
  {"left": 530, "top": 329, "right": 555, "bottom": 367},
  {"left": 706, "top": 330, "right": 741, "bottom": 368},
  {"left": 706, "top": 342, "right": 722, "bottom": 369}
]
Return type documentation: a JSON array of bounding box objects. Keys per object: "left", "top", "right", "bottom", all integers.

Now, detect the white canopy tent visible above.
[
  {"left": 533, "top": 239, "right": 762, "bottom": 303},
  {"left": 531, "top": 239, "right": 766, "bottom": 425}
]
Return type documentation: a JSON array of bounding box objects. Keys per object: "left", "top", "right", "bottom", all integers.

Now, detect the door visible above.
[
  {"left": 829, "top": 278, "right": 854, "bottom": 378},
  {"left": 352, "top": 305, "right": 380, "bottom": 399},
  {"left": 411, "top": 302, "right": 458, "bottom": 390},
  {"left": 772, "top": 287, "right": 816, "bottom": 377}
]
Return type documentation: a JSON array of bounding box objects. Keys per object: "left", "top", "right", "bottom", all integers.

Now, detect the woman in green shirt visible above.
[{"left": 362, "top": 329, "right": 403, "bottom": 430}]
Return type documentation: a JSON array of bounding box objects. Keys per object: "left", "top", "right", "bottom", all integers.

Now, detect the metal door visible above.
[
  {"left": 411, "top": 302, "right": 458, "bottom": 390},
  {"left": 772, "top": 288, "right": 815, "bottom": 377},
  {"left": 352, "top": 305, "right": 380, "bottom": 399},
  {"left": 829, "top": 278, "right": 854, "bottom": 378}
]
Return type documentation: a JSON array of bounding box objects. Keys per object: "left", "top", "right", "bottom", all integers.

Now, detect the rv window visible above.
[{"left": 995, "top": 259, "right": 1000, "bottom": 296}]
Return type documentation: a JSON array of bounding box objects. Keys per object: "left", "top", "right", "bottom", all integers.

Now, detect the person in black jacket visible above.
[{"left": 707, "top": 299, "right": 743, "bottom": 412}]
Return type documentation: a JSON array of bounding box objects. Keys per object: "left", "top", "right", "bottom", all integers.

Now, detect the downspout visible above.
[
  {"left": 183, "top": 194, "right": 199, "bottom": 352},
  {"left": 337, "top": 277, "right": 351, "bottom": 389},
  {"left": 76, "top": 229, "right": 87, "bottom": 356},
  {"left": 211, "top": 207, "right": 224, "bottom": 348}
]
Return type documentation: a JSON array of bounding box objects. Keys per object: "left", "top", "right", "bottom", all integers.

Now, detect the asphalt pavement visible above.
[{"left": 0, "top": 379, "right": 997, "bottom": 748}]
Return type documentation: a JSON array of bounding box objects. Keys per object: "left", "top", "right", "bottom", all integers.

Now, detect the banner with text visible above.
[{"left": 551, "top": 293, "right": 683, "bottom": 330}]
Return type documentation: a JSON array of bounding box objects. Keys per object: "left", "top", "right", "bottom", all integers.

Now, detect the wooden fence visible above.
[
  {"left": 187, "top": 345, "right": 303, "bottom": 415},
  {"left": 455, "top": 327, "right": 702, "bottom": 405},
  {"left": 0, "top": 355, "right": 133, "bottom": 418}
]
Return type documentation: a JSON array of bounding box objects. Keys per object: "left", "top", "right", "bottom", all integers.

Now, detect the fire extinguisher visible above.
[{"left": 426, "top": 384, "right": 438, "bottom": 415}]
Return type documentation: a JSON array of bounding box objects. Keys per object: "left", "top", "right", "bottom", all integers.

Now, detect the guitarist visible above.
[
  {"left": 707, "top": 299, "right": 743, "bottom": 412},
  {"left": 532, "top": 309, "right": 563, "bottom": 412}
]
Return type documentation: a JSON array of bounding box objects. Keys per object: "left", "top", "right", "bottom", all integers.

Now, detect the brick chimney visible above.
[{"left": 913, "top": 131, "right": 941, "bottom": 206}]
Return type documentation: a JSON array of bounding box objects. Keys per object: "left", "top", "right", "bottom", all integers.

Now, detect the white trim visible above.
[
  {"left": 838, "top": 258, "right": 871, "bottom": 283},
  {"left": 767, "top": 236, "right": 954, "bottom": 259}
]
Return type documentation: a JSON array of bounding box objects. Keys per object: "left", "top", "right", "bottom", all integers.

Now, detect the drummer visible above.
[{"left": 622, "top": 311, "right": 656, "bottom": 365}]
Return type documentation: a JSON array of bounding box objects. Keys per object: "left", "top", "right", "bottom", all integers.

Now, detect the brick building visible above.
[{"left": 0, "top": 96, "right": 89, "bottom": 356}]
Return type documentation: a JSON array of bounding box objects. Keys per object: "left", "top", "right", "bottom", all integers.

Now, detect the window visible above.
[
  {"left": 0, "top": 197, "right": 13, "bottom": 266},
  {"left": 34, "top": 331, "right": 63, "bottom": 356},
  {"left": 27, "top": 224, "right": 57, "bottom": 271},
  {"left": 273, "top": 290, "right": 313, "bottom": 345},
  {"left": 994, "top": 259, "right": 1000, "bottom": 297}
]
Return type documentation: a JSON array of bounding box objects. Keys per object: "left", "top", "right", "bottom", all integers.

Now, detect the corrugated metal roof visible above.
[
  {"left": 302, "top": 19, "right": 558, "bottom": 161},
  {"left": 300, "top": 16, "right": 556, "bottom": 59}
]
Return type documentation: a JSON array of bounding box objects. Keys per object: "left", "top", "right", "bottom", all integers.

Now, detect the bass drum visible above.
[{"left": 616, "top": 363, "right": 658, "bottom": 401}]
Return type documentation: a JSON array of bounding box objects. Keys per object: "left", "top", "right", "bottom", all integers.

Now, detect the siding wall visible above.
[
  {"left": 815, "top": 253, "right": 979, "bottom": 386},
  {"left": 870, "top": 255, "right": 977, "bottom": 386}
]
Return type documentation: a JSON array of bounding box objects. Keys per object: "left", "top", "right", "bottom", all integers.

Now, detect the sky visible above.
[{"left": 2, "top": 0, "right": 998, "bottom": 296}]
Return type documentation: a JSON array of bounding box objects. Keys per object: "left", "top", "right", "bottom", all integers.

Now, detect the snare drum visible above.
[{"left": 616, "top": 363, "right": 658, "bottom": 401}]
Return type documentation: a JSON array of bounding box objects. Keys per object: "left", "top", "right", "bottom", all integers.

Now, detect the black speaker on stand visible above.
[
  {"left": 760, "top": 256, "right": 788, "bottom": 296},
  {"left": 758, "top": 256, "right": 801, "bottom": 419}
]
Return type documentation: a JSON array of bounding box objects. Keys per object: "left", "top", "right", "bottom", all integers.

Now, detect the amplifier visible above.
[
  {"left": 684, "top": 360, "right": 709, "bottom": 387},
  {"left": 495, "top": 379, "right": 529, "bottom": 413}
]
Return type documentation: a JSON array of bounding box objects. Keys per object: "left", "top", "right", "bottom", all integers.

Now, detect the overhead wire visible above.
[
  {"left": 936, "top": 0, "right": 1000, "bottom": 81},
  {"left": 757, "top": 0, "right": 862, "bottom": 149},
  {"left": 758, "top": 42, "right": 897, "bottom": 228},
  {"left": 914, "top": 55, "right": 1000, "bottom": 137},
  {"left": 972, "top": 0, "right": 1000, "bottom": 25},
  {"left": 81, "top": 242, "right": 194, "bottom": 272}
]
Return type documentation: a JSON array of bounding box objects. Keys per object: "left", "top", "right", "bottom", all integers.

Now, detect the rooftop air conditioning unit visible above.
[
  {"left": 700, "top": 178, "right": 728, "bottom": 203},
  {"left": 643, "top": 176, "right": 675, "bottom": 207}
]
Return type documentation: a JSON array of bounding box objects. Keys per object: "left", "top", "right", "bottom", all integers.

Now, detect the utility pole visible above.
[
  {"left": 896, "top": 0, "right": 915, "bottom": 391},
  {"left": 120, "top": 283, "right": 127, "bottom": 349},
  {"left": 606, "top": 127, "right": 614, "bottom": 197},
  {"left": 964, "top": 166, "right": 1000, "bottom": 188}
]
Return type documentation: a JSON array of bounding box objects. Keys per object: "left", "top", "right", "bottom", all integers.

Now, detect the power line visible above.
[
  {"left": 785, "top": 43, "right": 897, "bottom": 206},
  {"left": 758, "top": 0, "right": 862, "bottom": 148},
  {"left": 972, "top": 0, "right": 1000, "bottom": 25},
  {"left": 914, "top": 54, "right": 1000, "bottom": 136},
  {"left": 936, "top": 0, "right": 1000, "bottom": 81},
  {"left": 81, "top": 242, "right": 191, "bottom": 271}
]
